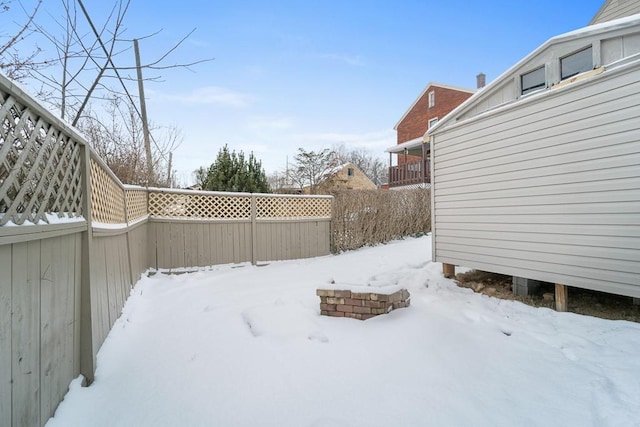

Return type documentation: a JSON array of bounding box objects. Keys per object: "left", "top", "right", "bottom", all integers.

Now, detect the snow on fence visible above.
[
  {"left": 0, "top": 72, "right": 333, "bottom": 427},
  {"left": 0, "top": 80, "right": 84, "bottom": 227}
]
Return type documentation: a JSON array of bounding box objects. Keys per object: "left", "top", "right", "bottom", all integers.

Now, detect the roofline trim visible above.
[
  {"left": 393, "top": 82, "right": 476, "bottom": 130},
  {"left": 428, "top": 14, "right": 640, "bottom": 135}
]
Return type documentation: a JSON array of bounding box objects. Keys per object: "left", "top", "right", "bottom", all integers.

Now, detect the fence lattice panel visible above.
[
  {"left": 0, "top": 90, "right": 83, "bottom": 225},
  {"left": 148, "top": 191, "right": 252, "bottom": 219},
  {"left": 90, "top": 158, "right": 126, "bottom": 223},
  {"left": 125, "top": 188, "right": 148, "bottom": 222},
  {"left": 256, "top": 195, "right": 331, "bottom": 219}
]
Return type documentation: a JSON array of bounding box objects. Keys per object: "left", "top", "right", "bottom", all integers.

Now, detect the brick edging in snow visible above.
[{"left": 316, "top": 288, "right": 410, "bottom": 320}]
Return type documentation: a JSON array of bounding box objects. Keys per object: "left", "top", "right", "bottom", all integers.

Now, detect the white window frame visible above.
[
  {"left": 428, "top": 90, "right": 435, "bottom": 108},
  {"left": 428, "top": 117, "right": 439, "bottom": 129},
  {"left": 560, "top": 45, "right": 593, "bottom": 80},
  {"left": 521, "top": 65, "right": 546, "bottom": 96}
]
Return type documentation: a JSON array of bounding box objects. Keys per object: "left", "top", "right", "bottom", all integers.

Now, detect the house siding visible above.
[
  {"left": 431, "top": 62, "right": 640, "bottom": 297},
  {"left": 591, "top": 0, "right": 640, "bottom": 24}
]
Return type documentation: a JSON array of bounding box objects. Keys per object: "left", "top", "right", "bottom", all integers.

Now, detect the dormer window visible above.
[
  {"left": 428, "top": 90, "right": 435, "bottom": 108},
  {"left": 561, "top": 46, "right": 593, "bottom": 80},
  {"left": 521, "top": 66, "right": 546, "bottom": 95}
]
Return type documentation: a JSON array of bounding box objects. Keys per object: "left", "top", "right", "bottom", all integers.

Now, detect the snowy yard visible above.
[{"left": 46, "top": 236, "right": 640, "bottom": 427}]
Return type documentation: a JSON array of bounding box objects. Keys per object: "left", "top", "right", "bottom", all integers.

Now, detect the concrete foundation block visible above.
[{"left": 512, "top": 277, "right": 547, "bottom": 296}]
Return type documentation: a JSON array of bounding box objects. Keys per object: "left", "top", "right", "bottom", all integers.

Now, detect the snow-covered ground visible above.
[{"left": 46, "top": 236, "right": 640, "bottom": 427}]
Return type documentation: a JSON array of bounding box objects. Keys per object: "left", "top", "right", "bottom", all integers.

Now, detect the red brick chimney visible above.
[{"left": 476, "top": 73, "right": 486, "bottom": 89}]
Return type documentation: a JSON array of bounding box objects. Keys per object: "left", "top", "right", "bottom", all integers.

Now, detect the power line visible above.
[{"left": 76, "top": 0, "right": 169, "bottom": 163}]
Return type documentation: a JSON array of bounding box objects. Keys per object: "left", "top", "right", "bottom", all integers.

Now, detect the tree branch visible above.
[{"left": 0, "top": 0, "right": 42, "bottom": 55}]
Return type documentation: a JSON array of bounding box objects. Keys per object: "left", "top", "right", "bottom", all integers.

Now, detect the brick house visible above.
[{"left": 386, "top": 82, "right": 476, "bottom": 188}]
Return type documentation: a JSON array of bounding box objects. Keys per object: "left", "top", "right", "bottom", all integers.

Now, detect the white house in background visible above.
[
  {"left": 591, "top": 0, "right": 640, "bottom": 24},
  {"left": 428, "top": 12, "right": 640, "bottom": 300}
]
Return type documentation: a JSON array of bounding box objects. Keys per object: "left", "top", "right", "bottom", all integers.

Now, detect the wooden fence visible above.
[{"left": 0, "top": 73, "right": 332, "bottom": 427}]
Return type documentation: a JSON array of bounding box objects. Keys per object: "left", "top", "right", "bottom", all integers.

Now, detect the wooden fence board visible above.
[
  {"left": 115, "top": 238, "right": 124, "bottom": 309},
  {"left": 105, "top": 238, "right": 119, "bottom": 328},
  {"left": 73, "top": 234, "right": 82, "bottom": 378},
  {"left": 189, "top": 224, "right": 201, "bottom": 268},
  {"left": 90, "top": 239, "right": 110, "bottom": 353},
  {"left": 121, "top": 234, "right": 132, "bottom": 303},
  {"left": 118, "top": 236, "right": 128, "bottom": 314},
  {"left": 244, "top": 223, "right": 251, "bottom": 261},
  {"left": 208, "top": 225, "right": 217, "bottom": 265},
  {"left": 285, "top": 222, "right": 292, "bottom": 259},
  {"left": 0, "top": 244, "right": 12, "bottom": 427},
  {"left": 39, "top": 237, "right": 57, "bottom": 422},
  {"left": 224, "top": 225, "right": 232, "bottom": 264},
  {"left": 169, "top": 223, "right": 184, "bottom": 269},
  {"left": 11, "top": 240, "right": 41, "bottom": 427},
  {"left": 200, "top": 223, "right": 211, "bottom": 267},
  {"left": 128, "top": 224, "right": 147, "bottom": 282},
  {"left": 40, "top": 236, "right": 76, "bottom": 422}
]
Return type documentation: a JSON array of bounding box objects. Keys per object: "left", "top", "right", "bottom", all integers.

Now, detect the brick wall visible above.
[
  {"left": 317, "top": 288, "right": 410, "bottom": 320},
  {"left": 396, "top": 86, "right": 474, "bottom": 144}
]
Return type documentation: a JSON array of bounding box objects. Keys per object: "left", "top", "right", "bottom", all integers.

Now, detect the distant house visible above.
[
  {"left": 303, "top": 162, "right": 377, "bottom": 194},
  {"left": 385, "top": 82, "right": 475, "bottom": 189},
  {"left": 429, "top": 9, "right": 640, "bottom": 301}
]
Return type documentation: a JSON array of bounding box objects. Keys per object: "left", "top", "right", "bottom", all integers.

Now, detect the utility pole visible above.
[
  {"left": 167, "top": 152, "right": 173, "bottom": 187},
  {"left": 134, "top": 38, "right": 153, "bottom": 185}
]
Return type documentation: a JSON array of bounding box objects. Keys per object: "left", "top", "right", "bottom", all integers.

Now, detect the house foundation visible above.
[{"left": 512, "top": 277, "right": 549, "bottom": 296}]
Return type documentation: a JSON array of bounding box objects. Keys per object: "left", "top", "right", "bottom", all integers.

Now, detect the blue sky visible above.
[{"left": 25, "top": 1, "right": 606, "bottom": 183}]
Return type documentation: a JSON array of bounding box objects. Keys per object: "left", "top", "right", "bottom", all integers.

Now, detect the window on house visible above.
[
  {"left": 428, "top": 90, "right": 435, "bottom": 108},
  {"left": 561, "top": 46, "right": 593, "bottom": 80},
  {"left": 347, "top": 168, "right": 354, "bottom": 176},
  {"left": 428, "top": 117, "right": 439, "bottom": 129},
  {"left": 521, "top": 66, "right": 546, "bottom": 95}
]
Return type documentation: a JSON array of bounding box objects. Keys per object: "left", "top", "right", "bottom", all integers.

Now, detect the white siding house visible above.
[
  {"left": 591, "top": 0, "right": 640, "bottom": 24},
  {"left": 428, "top": 14, "right": 640, "bottom": 298}
]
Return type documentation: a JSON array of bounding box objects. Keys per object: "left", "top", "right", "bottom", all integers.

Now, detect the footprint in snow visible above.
[{"left": 241, "top": 304, "right": 328, "bottom": 343}]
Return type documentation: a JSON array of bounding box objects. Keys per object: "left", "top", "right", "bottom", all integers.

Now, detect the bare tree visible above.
[
  {"left": 1, "top": 0, "right": 211, "bottom": 187},
  {"left": 333, "top": 143, "right": 387, "bottom": 187},
  {"left": 292, "top": 148, "right": 337, "bottom": 194},
  {"left": 0, "top": 0, "right": 46, "bottom": 81},
  {"left": 266, "top": 169, "right": 297, "bottom": 193},
  {"left": 77, "top": 97, "right": 181, "bottom": 186}
]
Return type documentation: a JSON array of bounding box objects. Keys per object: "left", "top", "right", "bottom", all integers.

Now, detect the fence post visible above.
[
  {"left": 123, "top": 188, "right": 136, "bottom": 286},
  {"left": 251, "top": 195, "right": 257, "bottom": 265},
  {"left": 79, "top": 146, "right": 95, "bottom": 384}
]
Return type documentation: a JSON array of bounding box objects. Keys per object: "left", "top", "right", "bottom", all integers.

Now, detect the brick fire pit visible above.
[{"left": 316, "top": 286, "right": 410, "bottom": 320}]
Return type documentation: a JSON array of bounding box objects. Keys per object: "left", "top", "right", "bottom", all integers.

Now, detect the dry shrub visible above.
[{"left": 330, "top": 188, "right": 431, "bottom": 253}]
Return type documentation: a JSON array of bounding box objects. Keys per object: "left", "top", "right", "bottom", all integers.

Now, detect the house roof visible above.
[
  {"left": 393, "top": 82, "right": 476, "bottom": 130},
  {"left": 314, "top": 162, "right": 353, "bottom": 184},
  {"left": 428, "top": 13, "right": 640, "bottom": 136},
  {"left": 320, "top": 162, "right": 351, "bottom": 179},
  {"left": 385, "top": 137, "right": 429, "bottom": 154}
]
